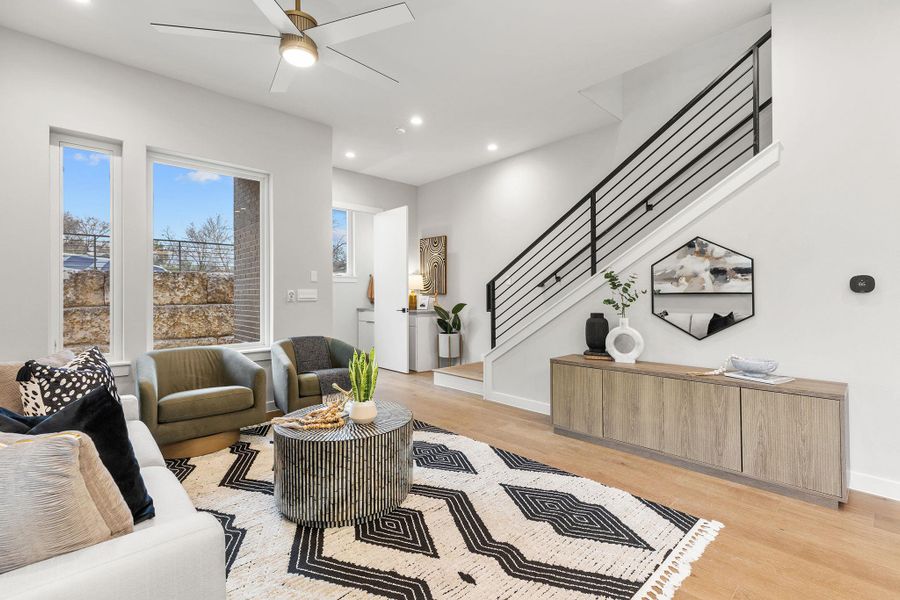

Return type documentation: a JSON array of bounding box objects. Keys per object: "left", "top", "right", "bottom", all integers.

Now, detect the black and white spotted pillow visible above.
[{"left": 16, "top": 347, "right": 120, "bottom": 416}]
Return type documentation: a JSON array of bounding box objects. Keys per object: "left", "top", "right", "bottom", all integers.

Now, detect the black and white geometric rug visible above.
[{"left": 166, "top": 420, "right": 722, "bottom": 600}]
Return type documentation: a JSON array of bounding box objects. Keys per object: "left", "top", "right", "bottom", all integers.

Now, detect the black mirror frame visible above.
[{"left": 650, "top": 236, "right": 755, "bottom": 340}]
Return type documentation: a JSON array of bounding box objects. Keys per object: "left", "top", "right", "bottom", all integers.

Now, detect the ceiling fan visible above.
[{"left": 151, "top": 0, "right": 414, "bottom": 92}]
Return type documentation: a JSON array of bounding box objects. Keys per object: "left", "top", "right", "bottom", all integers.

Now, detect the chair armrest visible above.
[
  {"left": 221, "top": 350, "right": 266, "bottom": 409},
  {"left": 0, "top": 512, "right": 226, "bottom": 600},
  {"left": 120, "top": 395, "right": 140, "bottom": 421},
  {"left": 328, "top": 338, "right": 360, "bottom": 369},
  {"left": 133, "top": 355, "right": 159, "bottom": 431},
  {"left": 270, "top": 343, "right": 298, "bottom": 415}
]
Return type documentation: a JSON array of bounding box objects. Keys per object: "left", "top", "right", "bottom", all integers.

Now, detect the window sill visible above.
[{"left": 333, "top": 276, "right": 359, "bottom": 283}]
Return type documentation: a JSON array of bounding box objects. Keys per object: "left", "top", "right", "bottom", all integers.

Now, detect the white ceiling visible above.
[{"left": 0, "top": 0, "right": 770, "bottom": 185}]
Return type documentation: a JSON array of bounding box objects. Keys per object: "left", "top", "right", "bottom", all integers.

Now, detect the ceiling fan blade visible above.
[
  {"left": 304, "top": 3, "right": 413, "bottom": 47},
  {"left": 249, "top": 0, "right": 302, "bottom": 35},
  {"left": 151, "top": 23, "right": 280, "bottom": 43},
  {"left": 321, "top": 47, "right": 399, "bottom": 86},
  {"left": 270, "top": 58, "right": 298, "bottom": 93}
]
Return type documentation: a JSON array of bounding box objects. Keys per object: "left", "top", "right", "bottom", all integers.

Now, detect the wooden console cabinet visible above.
[{"left": 550, "top": 355, "right": 849, "bottom": 507}]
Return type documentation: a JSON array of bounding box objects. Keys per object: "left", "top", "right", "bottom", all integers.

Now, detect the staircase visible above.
[{"left": 485, "top": 32, "right": 773, "bottom": 349}]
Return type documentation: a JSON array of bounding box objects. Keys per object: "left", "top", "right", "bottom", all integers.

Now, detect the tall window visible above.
[
  {"left": 150, "top": 154, "right": 268, "bottom": 349},
  {"left": 332, "top": 207, "right": 354, "bottom": 277},
  {"left": 51, "top": 133, "right": 121, "bottom": 356}
]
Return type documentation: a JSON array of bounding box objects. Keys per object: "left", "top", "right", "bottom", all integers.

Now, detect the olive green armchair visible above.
[
  {"left": 134, "top": 347, "right": 266, "bottom": 450},
  {"left": 270, "top": 337, "right": 358, "bottom": 414}
]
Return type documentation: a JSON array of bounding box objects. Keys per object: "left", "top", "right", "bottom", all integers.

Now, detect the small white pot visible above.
[
  {"left": 605, "top": 317, "right": 645, "bottom": 364},
  {"left": 438, "top": 332, "right": 461, "bottom": 358},
  {"left": 347, "top": 400, "right": 378, "bottom": 425}
]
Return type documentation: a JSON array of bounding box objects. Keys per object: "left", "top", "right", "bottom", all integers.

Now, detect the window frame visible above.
[
  {"left": 146, "top": 150, "right": 272, "bottom": 352},
  {"left": 49, "top": 132, "right": 124, "bottom": 360},
  {"left": 331, "top": 206, "right": 356, "bottom": 282}
]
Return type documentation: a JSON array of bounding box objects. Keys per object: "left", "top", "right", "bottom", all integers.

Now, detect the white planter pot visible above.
[
  {"left": 605, "top": 317, "right": 645, "bottom": 364},
  {"left": 347, "top": 400, "right": 377, "bottom": 425},
  {"left": 438, "top": 333, "right": 461, "bottom": 358}
]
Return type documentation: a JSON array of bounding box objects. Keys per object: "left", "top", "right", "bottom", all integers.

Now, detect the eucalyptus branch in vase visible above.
[{"left": 602, "top": 270, "right": 647, "bottom": 320}]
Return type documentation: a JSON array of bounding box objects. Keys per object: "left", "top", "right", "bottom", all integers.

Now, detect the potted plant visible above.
[
  {"left": 434, "top": 302, "right": 466, "bottom": 362},
  {"left": 347, "top": 348, "right": 379, "bottom": 424},
  {"left": 602, "top": 270, "right": 647, "bottom": 363}
]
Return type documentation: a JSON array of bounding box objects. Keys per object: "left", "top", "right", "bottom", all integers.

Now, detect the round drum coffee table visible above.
[{"left": 273, "top": 399, "right": 413, "bottom": 528}]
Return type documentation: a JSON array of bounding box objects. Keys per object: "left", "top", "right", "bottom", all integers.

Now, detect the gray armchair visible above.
[
  {"left": 271, "top": 337, "right": 358, "bottom": 414},
  {"left": 134, "top": 346, "right": 266, "bottom": 449}
]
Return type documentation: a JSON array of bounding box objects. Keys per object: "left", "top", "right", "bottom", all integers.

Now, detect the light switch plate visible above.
[
  {"left": 310, "top": 270, "right": 318, "bottom": 283},
  {"left": 298, "top": 288, "right": 318, "bottom": 302}
]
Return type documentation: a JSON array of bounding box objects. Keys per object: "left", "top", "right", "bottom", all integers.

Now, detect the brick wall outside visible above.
[{"left": 233, "top": 178, "right": 261, "bottom": 344}]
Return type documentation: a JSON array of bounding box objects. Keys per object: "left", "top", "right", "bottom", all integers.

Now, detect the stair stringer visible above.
[{"left": 483, "top": 142, "right": 782, "bottom": 414}]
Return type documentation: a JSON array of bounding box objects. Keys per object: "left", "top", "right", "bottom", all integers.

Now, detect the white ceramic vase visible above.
[
  {"left": 605, "top": 317, "right": 645, "bottom": 364},
  {"left": 438, "top": 333, "right": 461, "bottom": 358},
  {"left": 347, "top": 400, "right": 377, "bottom": 425}
]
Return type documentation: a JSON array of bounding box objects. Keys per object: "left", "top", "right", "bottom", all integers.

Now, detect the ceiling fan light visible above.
[{"left": 280, "top": 34, "right": 318, "bottom": 68}]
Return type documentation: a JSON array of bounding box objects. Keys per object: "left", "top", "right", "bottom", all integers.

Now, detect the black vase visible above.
[{"left": 585, "top": 313, "right": 610, "bottom": 354}]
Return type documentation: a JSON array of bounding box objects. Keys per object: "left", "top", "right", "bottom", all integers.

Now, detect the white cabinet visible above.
[
  {"left": 357, "top": 309, "right": 375, "bottom": 351},
  {"left": 358, "top": 309, "right": 435, "bottom": 372},
  {"left": 409, "top": 310, "right": 438, "bottom": 372}
]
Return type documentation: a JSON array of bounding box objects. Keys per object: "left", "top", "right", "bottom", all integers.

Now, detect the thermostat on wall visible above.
[{"left": 849, "top": 275, "right": 875, "bottom": 293}]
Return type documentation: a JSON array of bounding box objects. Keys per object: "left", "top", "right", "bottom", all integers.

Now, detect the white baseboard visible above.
[
  {"left": 484, "top": 390, "right": 551, "bottom": 415},
  {"left": 433, "top": 371, "right": 484, "bottom": 396},
  {"left": 849, "top": 471, "right": 900, "bottom": 501}
]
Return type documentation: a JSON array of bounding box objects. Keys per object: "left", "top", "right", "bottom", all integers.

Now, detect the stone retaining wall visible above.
[{"left": 63, "top": 271, "right": 236, "bottom": 351}]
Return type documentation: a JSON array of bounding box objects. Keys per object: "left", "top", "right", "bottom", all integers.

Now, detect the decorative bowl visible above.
[{"left": 730, "top": 357, "right": 778, "bottom": 374}]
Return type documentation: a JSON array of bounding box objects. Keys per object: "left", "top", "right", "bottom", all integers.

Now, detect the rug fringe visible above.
[{"left": 634, "top": 519, "right": 724, "bottom": 600}]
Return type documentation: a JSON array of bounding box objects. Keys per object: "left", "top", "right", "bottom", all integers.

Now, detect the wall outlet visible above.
[
  {"left": 286, "top": 289, "right": 297, "bottom": 303},
  {"left": 310, "top": 270, "right": 318, "bottom": 283}
]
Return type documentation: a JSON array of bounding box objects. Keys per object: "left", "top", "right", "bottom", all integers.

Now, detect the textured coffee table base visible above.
[{"left": 274, "top": 401, "right": 413, "bottom": 528}]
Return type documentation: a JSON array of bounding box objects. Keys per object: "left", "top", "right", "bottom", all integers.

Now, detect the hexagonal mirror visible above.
[{"left": 651, "top": 237, "right": 753, "bottom": 339}]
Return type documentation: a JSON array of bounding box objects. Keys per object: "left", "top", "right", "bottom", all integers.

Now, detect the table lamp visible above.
[{"left": 408, "top": 273, "right": 424, "bottom": 310}]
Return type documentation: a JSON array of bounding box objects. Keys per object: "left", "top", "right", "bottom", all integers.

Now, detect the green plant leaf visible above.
[
  {"left": 451, "top": 302, "right": 467, "bottom": 315},
  {"left": 451, "top": 314, "right": 461, "bottom": 332},
  {"left": 434, "top": 305, "right": 450, "bottom": 320}
]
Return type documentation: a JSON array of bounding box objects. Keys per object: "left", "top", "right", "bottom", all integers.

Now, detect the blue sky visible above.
[{"left": 63, "top": 147, "right": 234, "bottom": 239}]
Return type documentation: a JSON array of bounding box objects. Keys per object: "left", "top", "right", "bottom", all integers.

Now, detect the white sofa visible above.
[{"left": 0, "top": 394, "right": 226, "bottom": 600}]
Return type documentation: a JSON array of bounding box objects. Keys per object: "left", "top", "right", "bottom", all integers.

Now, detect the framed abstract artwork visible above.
[{"left": 419, "top": 235, "right": 447, "bottom": 295}]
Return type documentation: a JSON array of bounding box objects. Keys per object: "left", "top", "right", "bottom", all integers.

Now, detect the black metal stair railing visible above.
[{"left": 486, "top": 31, "right": 772, "bottom": 348}]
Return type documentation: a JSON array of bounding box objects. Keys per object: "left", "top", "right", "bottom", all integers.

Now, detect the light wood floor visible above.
[{"left": 378, "top": 369, "right": 900, "bottom": 600}]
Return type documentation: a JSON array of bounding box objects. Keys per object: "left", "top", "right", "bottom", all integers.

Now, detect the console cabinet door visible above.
[
  {"left": 551, "top": 364, "right": 603, "bottom": 437},
  {"left": 741, "top": 389, "right": 842, "bottom": 497},
  {"left": 602, "top": 371, "right": 664, "bottom": 451},
  {"left": 662, "top": 379, "right": 741, "bottom": 471}
]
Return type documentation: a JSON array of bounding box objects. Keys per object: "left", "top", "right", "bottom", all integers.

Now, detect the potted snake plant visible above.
[
  {"left": 434, "top": 302, "right": 466, "bottom": 362},
  {"left": 347, "top": 349, "right": 379, "bottom": 424}
]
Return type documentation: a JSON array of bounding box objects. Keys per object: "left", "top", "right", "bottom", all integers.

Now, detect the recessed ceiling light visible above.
[
  {"left": 409, "top": 115, "right": 423, "bottom": 126},
  {"left": 345, "top": 151, "right": 356, "bottom": 159},
  {"left": 72, "top": 0, "right": 91, "bottom": 4},
  {"left": 487, "top": 143, "right": 499, "bottom": 152},
  {"left": 395, "top": 127, "right": 407, "bottom": 135}
]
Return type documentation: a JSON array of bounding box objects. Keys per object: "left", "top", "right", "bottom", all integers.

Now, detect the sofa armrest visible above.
[
  {"left": 0, "top": 512, "right": 226, "bottom": 600},
  {"left": 133, "top": 354, "right": 159, "bottom": 430},
  {"left": 120, "top": 394, "right": 139, "bottom": 421},
  {"left": 221, "top": 350, "right": 266, "bottom": 411},
  {"left": 328, "top": 338, "right": 360, "bottom": 369}
]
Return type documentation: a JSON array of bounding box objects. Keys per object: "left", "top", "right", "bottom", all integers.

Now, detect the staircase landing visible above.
[{"left": 433, "top": 362, "right": 484, "bottom": 396}]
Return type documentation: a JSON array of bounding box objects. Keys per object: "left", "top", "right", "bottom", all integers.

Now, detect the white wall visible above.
[
  {"left": 331, "top": 169, "right": 417, "bottom": 345},
  {"left": 0, "top": 28, "right": 333, "bottom": 393},
  {"left": 416, "top": 18, "right": 769, "bottom": 363},
  {"left": 492, "top": 0, "right": 900, "bottom": 499}
]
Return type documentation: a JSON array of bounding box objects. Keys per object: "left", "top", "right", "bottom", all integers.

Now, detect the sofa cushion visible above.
[
  {"left": 0, "top": 387, "right": 155, "bottom": 525},
  {"left": 135, "top": 466, "right": 195, "bottom": 530},
  {"left": 158, "top": 386, "right": 253, "bottom": 423},
  {"left": 298, "top": 373, "right": 320, "bottom": 397},
  {"left": 17, "top": 347, "right": 120, "bottom": 416},
  {"left": 0, "top": 350, "right": 75, "bottom": 414},
  {"left": 127, "top": 421, "right": 165, "bottom": 469},
  {"left": 0, "top": 431, "right": 133, "bottom": 574}
]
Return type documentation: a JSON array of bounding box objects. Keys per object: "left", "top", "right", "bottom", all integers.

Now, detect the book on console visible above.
[{"left": 724, "top": 371, "right": 795, "bottom": 385}]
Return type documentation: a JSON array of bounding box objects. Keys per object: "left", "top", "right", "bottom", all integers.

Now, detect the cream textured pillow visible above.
[
  {"left": 0, "top": 350, "right": 75, "bottom": 414},
  {"left": 0, "top": 430, "right": 133, "bottom": 574}
]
